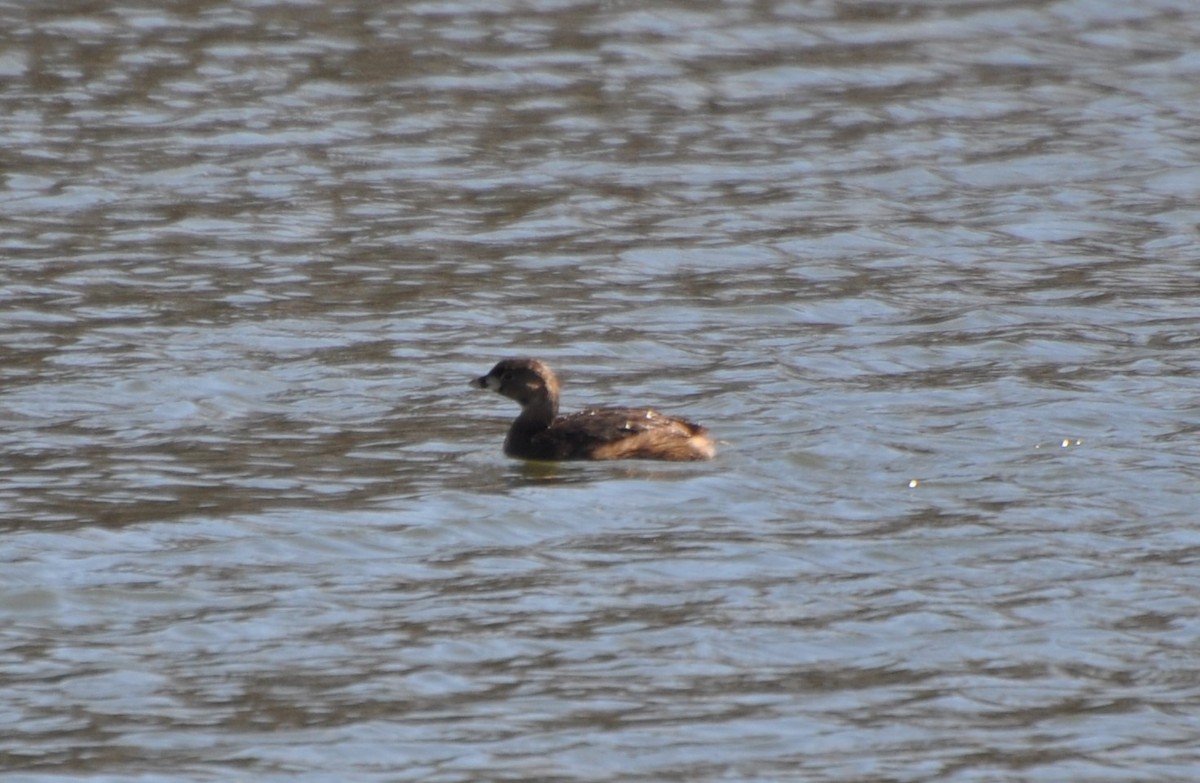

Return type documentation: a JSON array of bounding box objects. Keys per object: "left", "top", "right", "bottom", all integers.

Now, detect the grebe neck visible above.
[{"left": 515, "top": 394, "right": 556, "bottom": 430}]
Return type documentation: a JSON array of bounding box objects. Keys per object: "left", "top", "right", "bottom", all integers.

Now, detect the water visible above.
[{"left": 3, "top": 0, "right": 1200, "bottom": 780}]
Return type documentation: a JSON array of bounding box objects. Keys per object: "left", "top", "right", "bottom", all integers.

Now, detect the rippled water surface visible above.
[{"left": 4, "top": 1, "right": 1200, "bottom": 780}]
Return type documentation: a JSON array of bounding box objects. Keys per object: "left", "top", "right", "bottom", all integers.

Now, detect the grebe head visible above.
[{"left": 471, "top": 358, "right": 560, "bottom": 408}]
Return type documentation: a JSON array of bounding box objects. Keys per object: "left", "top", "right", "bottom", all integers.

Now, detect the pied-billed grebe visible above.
[{"left": 471, "top": 358, "right": 716, "bottom": 461}]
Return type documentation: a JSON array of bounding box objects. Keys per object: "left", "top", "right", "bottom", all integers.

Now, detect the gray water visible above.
[{"left": 3, "top": 1, "right": 1200, "bottom": 781}]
